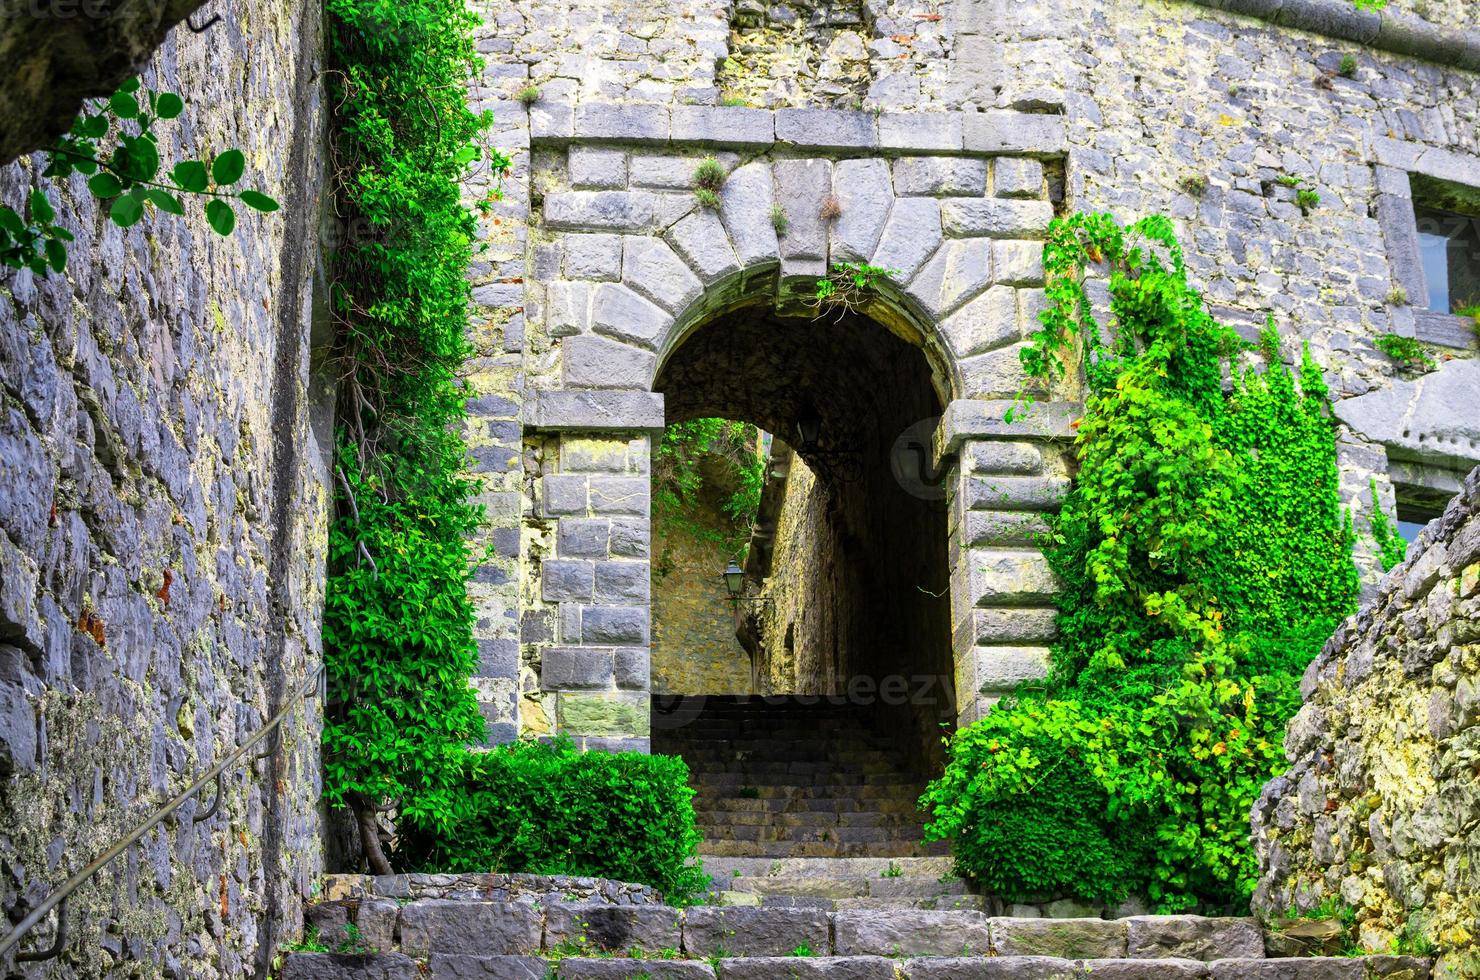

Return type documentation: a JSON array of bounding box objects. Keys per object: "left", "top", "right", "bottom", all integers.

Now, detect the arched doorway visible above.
[{"left": 648, "top": 293, "right": 954, "bottom": 858}]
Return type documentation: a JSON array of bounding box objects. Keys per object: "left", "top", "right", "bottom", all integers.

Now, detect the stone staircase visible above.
[
  {"left": 652, "top": 695, "right": 947, "bottom": 859},
  {"left": 282, "top": 873, "right": 1433, "bottom": 978},
  {"left": 700, "top": 856, "right": 980, "bottom": 911}
]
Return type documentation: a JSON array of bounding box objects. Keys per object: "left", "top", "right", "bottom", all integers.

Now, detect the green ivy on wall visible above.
[
  {"left": 924, "top": 214, "right": 1358, "bottom": 912},
  {"left": 319, "top": 0, "right": 508, "bottom": 874},
  {"left": 653, "top": 419, "right": 766, "bottom": 560}
]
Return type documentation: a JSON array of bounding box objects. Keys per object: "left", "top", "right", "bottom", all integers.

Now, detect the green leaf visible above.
[
  {"left": 206, "top": 199, "right": 236, "bottom": 236},
  {"left": 110, "top": 195, "right": 144, "bottom": 228},
  {"left": 109, "top": 92, "right": 140, "bottom": 119},
  {"left": 118, "top": 77, "right": 140, "bottom": 94},
  {"left": 146, "top": 189, "right": 185, "bottom": 215},
  {"left": 211, "top": 149, "right": 246, "bottom": 186},
  {"left": 173, "top": 160, "right": 209, "bottom": 193},
  {"left": 155, "top": 93, "right": 184, "bottom": 119},
  {"left": 88, "top": 173, "right": 124, "bottom": 198},
  {"left": 239, "top": 190, "right": 280, "bottom": 213},
  {"left": 122, "top": 136, "right": 160, "bottom": 182},
  {"left": 0, "top": 207, "right": 25, "bottom": 237},
  {"left": 29, "top": 190, "right": 54, "bottom": 225},
  {"left": 82, "top": 115, "right": 109, "bottom": 139},
  {"left": 45, "top": 238, "right": 67, "bottom": 273}
]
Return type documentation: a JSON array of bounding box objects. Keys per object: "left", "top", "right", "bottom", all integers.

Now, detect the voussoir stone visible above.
[
  {"left": 619, "top": 237, "right": 701, "bottom": 316},
  {"left": 666, "top": 209, "right": 741, "bottom": 284},
  {"left": 719, "top": 162, "right": 779, "bottom": 267},
  {"left": 682, "top": 906, "right": 830, "bottom": 957},
  {"left": 399, "top": 900, "right": 543, "bottom": 955},
  {"left": 774, "top": 158, "right": 831, "bottom": 263},
  {"left": 717, "top": 957, "right": 900, "bottom": 979},
  {"left": 871, "top": 198, "right": 943, "bottom": 282},
  {"left": 563, "top": 335, "right": 655, "bottom": 389},
  {"left": 834, "top": 910, "right": 992, "bottom": 957},
  {"left": 990, "top": 916, "right": 1127, "bottom": 958},
  {"left": 939, "top": 284, "right": 1018, "bottom": 358},
  {"left": 427, "top": 954, "right": 549, "bottom": 979},
  {"left": 545, "top": 903, "right": 682, "bottom": 952},
  {"left": 908, "top": 238, "right": 994, "bottom": 319},
  {"left": 595, "top": 279, "right": 676, "bottom": 350},
  {"left": 554, "top": 959, "right": 715, "bottom": 979},
  {"left": 1126, "top": 915, "right": 1264, "bottom": 960},
  {"left": 831, "top": 158, "right": 893, "bottom": 264}
]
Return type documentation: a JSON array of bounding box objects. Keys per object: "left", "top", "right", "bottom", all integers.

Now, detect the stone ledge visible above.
[
  {"left": 1184, "top": 0, "right": 1480, "bottom": 71},
  {"left": 524, "top": 390, "right": 666, "bottom": 433},
  {"left": 937, "top": 399, "right": 1080, "bottom": 457},
  {"left": 530, "top": 102, "right": 1068, "bottom": 157}
]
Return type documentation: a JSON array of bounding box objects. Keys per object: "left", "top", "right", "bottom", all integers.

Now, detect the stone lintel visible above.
[
  {"left": 525, "top": 389, "right": 665, "bottom": 434},
  {"left": 531, "top": 102, "right": 1067, "bottom": 158},
  {"left": 936, "top": 399, "right": 1079, "bottom": 458}
]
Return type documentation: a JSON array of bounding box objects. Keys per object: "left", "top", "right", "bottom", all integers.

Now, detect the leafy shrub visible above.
[
  {"left": 1368, "top": 479, "right": 1408, "bottom": 572},
  {"left": 653, "top": 419, "right": 765, "bottom": 559},
  {"left": 924, "top": 213, "right": 1357, "bottom": 913},
  {"left": 694, "top": 157, "right": 727, "bottom": 192},
  {"left": 1374, "top": 332, "right": 1434, "bottom": 370},
  {"left": 396, "top": 739, "right": 709, "bottom": 902}
]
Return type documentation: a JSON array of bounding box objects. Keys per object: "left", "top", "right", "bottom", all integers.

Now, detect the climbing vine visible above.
[
  {"left": 924, "top": 214, "right": 1358, "bottom": 912},
  {"left": 319, "top": 0, "right": 509, "bottom": 874},
  {"left": 1, "top": 77, "right": 275, "bottom": 275},
  {"left": 1369, "top": 480, "right": 1409, "bottom": 572},
  {"left": 653, "top": 419, "right": 766, "bottom": 559}
]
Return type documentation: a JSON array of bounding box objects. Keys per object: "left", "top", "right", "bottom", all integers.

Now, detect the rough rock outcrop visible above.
[{"left": 1253, "top": 464, "right": 1480, "bottom": 974}]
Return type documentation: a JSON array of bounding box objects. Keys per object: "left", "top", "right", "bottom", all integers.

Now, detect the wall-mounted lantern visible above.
[{"left": 722, "top": 560, "right": 772, "bottom": 610}]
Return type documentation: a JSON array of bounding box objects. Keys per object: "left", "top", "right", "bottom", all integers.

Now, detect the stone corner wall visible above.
[
  {"left": 0, "top": 5, "right": 330, "bottom": 976},
  {"left": 1253, "top": 464, "right": 1480, "bottom": 969}
]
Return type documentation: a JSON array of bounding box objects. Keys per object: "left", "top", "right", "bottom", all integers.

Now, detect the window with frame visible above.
[{"left": 1412, "top": 175, "right": 1480, "bottom": 319}]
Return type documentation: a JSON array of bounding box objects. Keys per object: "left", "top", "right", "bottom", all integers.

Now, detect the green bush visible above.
[
  {"left": 924, "top": 214, "right": 1357, "bottom": 913},
  {"left": 396, "top": 739, "right": 710, "bottom": 903}
]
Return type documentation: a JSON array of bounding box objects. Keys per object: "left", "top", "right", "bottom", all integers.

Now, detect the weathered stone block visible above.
[
  {"left": 526, "top": 390, "right": 665, "bottom": 433},
  {"left": 595, "top": 561, "right": 650, "bottom": 604},
  {"left": 356, "top": 899, "right": 399, "bottom": 952},
  {"left": 666, "top": 209, "right": 741, "bottom": 284},
  {"left": 775, "top": 108, "right": 878, "bottom": 150},
  {"left": 282, "top": 953, "right": 421, "bottom": 980},
  {"left": 569, "top": 147, "right": 629, "bottom": 189},
  {"left": 878, "top": 112, "right": 963, "bottom": 151},
  {"left": 592, "top": 281, "right": 676, "bottom": 350},
  {"left": 990, "top": 917, "right": 1127, "bottom": 957},
  {"left": 542, "top": 559, "right": 595, "bottom": 602},
  {"left": 905, "top": 958, "right": 1112, "bottom": 979},
  {"left": 1208, "top": 960, "right": 1366, "bottom": 979},
  {"left": 581, "top": 605, "right": 650, "bottom": 644},
  {"left": 573, "top": 103, "right": 670, "bottom": 141},
  {"left": 830, "top": 158, "right": 893, "bottom": 264},
  {"left": 561, "top": 436, "right": 631, "bottom": 473},
  {"left": 1125, "top": 915, "right": 1263, "bottom": 960},
  {"left": 0, "top": 681, "right": 35, "bottom": 774},
  {"left": 670, "top": 106, "right": 775, "bottom": 146},
  {"left": 682, "top": 907, "right": 830, "bottom": 957},
  {"left": 941, "top": 198, "right": 1054, "bottom": 238},
  {"left": 833, "top": 910, "right": 991, "bottom": 956},
  {"left": 545, "top": 903, "right": 682, "bottom": 952},
  {"left": 558, "top": 691, "right": 651, "bottom": 735},
  {"left": 961, "top": 112, "right": 1067, "bottom": 155},
  {"left": 991, "top": 241, "right": 1045, "bottom": 285},
  {"left": 541, "top": 647, "right": 615, "bottom": 690},
  {"left": 622, "top": 237, "right": 702, "bottom": 316},
  {"left": 555, "top": 960, "right": 714, "bottom": 979},
  {"left": 546, "top": 192, "right": 659, "bottom": 233},
  {"left": 909, "top": 239, "right": 994, "bottom": 319},
  {"left": 565, "top": 234, "right": 624, "bottom": 281},
  {"left": 958, "top": 344, "right": 1042, "bottom": 399},
  {"left": 872, "top": 198, "right": 942, "bottom": 282},
  {"left": 542, "top": 474, "right": 589, "bottom": 517},
  {"left": 562, "top": 336, "right": 655, "bottom": 390},
  {"left": 938, "top": 284, "right": 1019, "bottom": 357},
  {"left": 719, "top": 162, "right": 779, "bottom": 267},
  {"left": 893, "top": 158, "right": 987, "bottom": 197},
  {"left": 613, "top": 647, "right": 649, "bottom": 689},
  {"left": 774, "top": 159, "right": 832, "bottom": 262},
  {"left": 590, "top": 476, "right": 649, "bottom": 516},
  {"left": 968, "top": 646, "right": 1052, "bottom": 692},
  {"left": 993, "top": 158, "right": 1045, "bottom": 199},
  {"left": 427, "top": 955, "right": 548, "bottom": 980},
  {"left": 716, "top": 958, "right": 898, "bottom": 979},
  {"left": 609, "top": 519, "right": 650, "bottom": 559},
  {"left": 399, "top": 900, "right": 542, "bottom": 955}
]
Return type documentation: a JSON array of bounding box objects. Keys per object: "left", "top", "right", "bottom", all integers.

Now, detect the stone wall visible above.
[
  {"left": 1252, "top": 463, "right": 1480, "bottom": 974},
  {"left": 0, "top": 4, "right": 328, "bottom": 976}
]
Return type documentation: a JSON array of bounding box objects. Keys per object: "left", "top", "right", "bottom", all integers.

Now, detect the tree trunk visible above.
[{"left": 349, "top": 792, "right": 393, "bottom": 876}]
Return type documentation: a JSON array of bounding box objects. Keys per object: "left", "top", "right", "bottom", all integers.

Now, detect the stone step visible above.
[
  {"left": 281, "top": 953, "right": 1434, "bottom": 979},
  {"left": 697, "top": 856, "right": 957, "bottom": 879},
  {"left": 698, "top": 839, "right": 949, "bottom": 858},
  {"left": 690, "top": 778, "right": 926, "bottom": 798},
  {"left": 716, "top": 874, "right": 972, "bottom": 900},
  {"left": 694, "top": 810, "right": 928, "bottom": 829}
]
